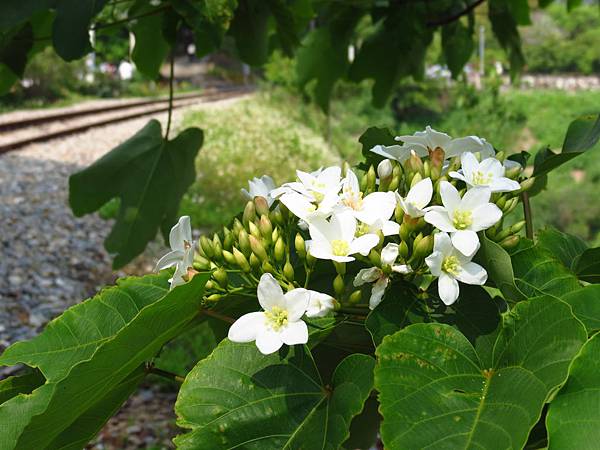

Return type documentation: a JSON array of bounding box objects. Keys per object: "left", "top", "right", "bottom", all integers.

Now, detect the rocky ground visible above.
[{"left": 0, "top": 95, "right": 246, "bottom": 449}]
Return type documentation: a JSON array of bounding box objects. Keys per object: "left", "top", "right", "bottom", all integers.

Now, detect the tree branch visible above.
[
  {"left": 521, "top": 191, "right": 534, "bottom": 239},
  {"left": 426, "top": 0, "right": 486, "bottom": 27}
]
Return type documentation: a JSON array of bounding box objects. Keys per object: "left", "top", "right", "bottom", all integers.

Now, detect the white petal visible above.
[
  {"left": 309, "top": 216, "right": 336, "bottom": 243},
  {"left": 424, "top": 126, "right": 452, "bottom": 150},
  {"left": 449, "top": 171, "right": 469, "bottom": 184},
  {"left": 371, "top": 144, "right": 412, "bottom": 162},
  {"left": 399, "top": 197, "right": 425, "bottom": 218},
  {"left": 356, "top": 192, "right": 396, "bottom": 224},
  {"left": 331, "top": 211, "right": 357, "bottom": 242},
  {"left": 438, "top": 273, "right": 460, "bottom": 305},
  {"left": 156, "top": 250, "right": 184, "bottom": 271},
  {"left": 460, "top": 186, "right": 491, "bottom": 211},
  {"left": 381, "top": 220, "right": 400, "bottom": 236},
  {"left": 169, "top": 216, "right": 192, "bottom": 251},
  {"left": 392, "top": 264, "right": 412, "bottom": 274},
  {"left": 424, "top": 207, "right": 456, "bottom": 232},
  {"left": 445, "top": 136, "right": 486, "bottom": 158},
  {"left": 439, "top": 181, "right": 461, "bottom": 213},
  {"left": 451, "top": 230, "right": 480, "bottom": 257},
  {"left": 381, "top": 243, "right": 399, "bottom": 265},
  {"left": 459, "top": 151, "right": 479, "bottom": 178},
  {"left": 456, "top": 262, "right": 488, "bottom": 285},
  {"left": 369, "top": 277, "right": 389, "bottom": 310},
  {"left": 425, "top": 251, "right": 443, "bottom": 276},
  {"left": 280, "top": 321, "right": 309, "bottom": 346},
  {"left": 228, "top": 312, "right": 265, "bottom": 343},
  {"left": 350, "top": 234, "right": 379, "bottom": 256},
  {"left": 283, "top": 288, "right": 311, "bottom": 321},
  {"left": 471, "top": 204, "right": 503, "bottom": 231},
  {"left": 257, "top": 273, "right": 285, "bottom": 311},
  {"left": 255, "top": 329, "right": 284, "bottom": 355},
  {"left": 353, "top": 267, "right": 382, "bottom": 286},
  {"left": 406, "top": 177, "right": 433, "bottom": 209},
  {"left": 296, "top": 169, "right": 315, "bottom": 188},
  {"left": 279, "top": 192, "right": 314, "bottom": 222},
  {"left": 305, "top": 291, "right": 335, "bottom": 318},
  {"left": 433, "top": 232, "right": 453, "bottom": 255},
  {"left": 479, "top": 157, "right": 504, "bottom": 177},
  {"left": 318, "top": 166, "right": 342, "bottom": 190},
  {"left": 343, "top": 169, "right": 360, "bottom": 193},
  {"left": 489, "top": 177, "right": 521, "bottom": 193}
]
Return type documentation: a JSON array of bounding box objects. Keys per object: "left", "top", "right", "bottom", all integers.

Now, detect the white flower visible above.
[
  {"left": 228, "top": 273, "right": 310, "bottom": 355},
  {"left": 396, "top": 177, "right": 433, "bottom": 218},
  {"left": 424, "top": 181, "right": 502, "bottom": 257},
  {"left": 305, "top": 290, "right": 335, "bottom": 318},
  {"left": 370, "top": 142, "right": 428, "bottom": 163},
  {"left": 279, "top": 191, "right": 338, "bottom": 224},
  {"left": 169, "top": 247, "right": 195, "bottom": 290},
  {"left": 272, "top": 166, "right": 342, "bottom": 203},
  {"left": 307, "top": 211, "right": 379, "bottom": 262},
  {"left": 425, "top": 232, "right": 487, "bottom": 305},
  {"left": 241, "top": 175, "right": 277, "bottom": 206},
  {"left": 156, "top": 216, "right": 194, "bottom": 271},
  {"left": 357, "top": 218, "right": 399, "bottom": 237},
  {"left": 337, "top": 169, "right": 396, "bottom": 225},
  {"left": 353, "top": 243, "right": 412, "bottom": 310},
  {"left": 449, "top": 152, "right": 520, "bottom": 192}
]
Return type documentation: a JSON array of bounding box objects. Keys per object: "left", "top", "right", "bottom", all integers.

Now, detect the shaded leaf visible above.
[
  {"left": 375, "top": 296, "right": 587, "bottom": 450},
  {"left": 358, "top": 126, "right": 396, "bottom": 165},
  {"left": 175, "top": 341, "right": 374, "bottom": 449},
  {"left": 229, "top": 0, "right": 270, "bottom": 66},
  {"left": 0, "top": 23, "right": 33, "bottom": 77},
  {"left": 488, "top": 0, "right": 525, "bottom": 77},
  {"left": 561, "top": 285, "right": 600, "bottom": 333},
  {"left": 536, "top": 227, "right": 587, "bottom": 270},
  {"left": 0, "top": 369, "right": 44, "bottom": 405},
  {"left": 69, "top": 120, "right": 203, "bottom": 268},
  {"left": 574, "top": 247, "right": 600, "bottom": 283},
  {"left": 547, "top": 332, "right": 600, "bottom": 449},
  {"left": 129, "top": 1, "right": 171, "bottom": 78},
  {"left": 0, "top": 0, "right": 56, "bottom": 30},
  {"left": 441, "top": 19, "right": 474, "bottom": 78}
]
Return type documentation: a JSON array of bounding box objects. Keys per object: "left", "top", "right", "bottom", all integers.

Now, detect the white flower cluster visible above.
[{"left": 158, "top": 127, "right": 524, "bottom": 355}]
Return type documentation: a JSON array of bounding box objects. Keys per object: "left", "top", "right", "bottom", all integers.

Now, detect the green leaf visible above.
[
  {"left": 69, "top": 121, "right": 203, "bottom": 268},
  {"left": 561, "top": 285, "right": 600, "bottom": 333},
  {"left": 0, "top": 0, "right": 55, "bottom": 30},
  {"left": 0, "top": 369, "right": 44, "bottom": 405},
  {"left": 0, "top": 23, "right": 33, "bottom": 77},
  {"left": 507, "top": 0, "right": 531, "bottom": 25},
  {"left": 129, "top": 1, "right": 171, "bottom": 78},
  {"left": 183, "top": 0, "right": 237, "bottom": 58},
  {"left": 441, "top": 20, "right": 474, "bottom": 78},
  {"left": 358, "top": 126, "right": 396, "bottom": 164},
  {"left": 0, "top": 273, "right": 209, "bottom": 448},
  {"left": 574, "top": 247, "right": 600, "bottom": 283},
  {"left": 266, "top": 0, "right": 300, "bottom": 56},
  {"left": 375, "top": 296, "right": 587, "bottom": 450},
  {"left": 536, "top": 227, "right": 587, "bottom": 270},
  {"left": 175, "top": 341, "right": 375, "bottom": 449},
  {"left": 547, "top": 332, "right": 600, "bottom": 449},
  {"left": 476, "top": 232, "right": 526, "bottom": 301},
  {"left": 533, "top": 113, "right": 600, "bottom": 177},
  {"left": 52, "top": 0, "right": 108, "bottom": 61},
  {"left": 229, "top": 0, "right": 270, "bottom": 66},
  {"left": 366, "top": 290, "right": 420, "bottom": 347},
  {"left": 488, "top": 0, "right": 525, "bottom": 78}
]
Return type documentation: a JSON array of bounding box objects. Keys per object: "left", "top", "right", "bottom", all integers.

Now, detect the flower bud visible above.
[
  {"left": 333, "top": 274, "right": 345, "bottom": 297},
  {"left": 222, "top": 249, "right": 236, "bottom": 265},
  {"left": 232, "top": 247, "right": 251, "bottom": 272},
  {"left": 242, "top": 201, "right": 256, "bottom": 227},
  {"left": 495, "top": 150, "right": 505, "bottom": 161},
  {"left": 254, "top": 196, "right": 270, "bottom": 217},
  {"left": 446, "top": 156, "right": 461, "bottom": 173},
  {"left": 405, "top": 150, "right": 424, "bottom": 175},
  {"left": 249, "top": 235, "right": 268, "bottom": 261},
  {"left": 334, "top": 261, "right": 346, "bottom": 275},
  {"left": 503, "top": 197, "right": 519, "bottom": 214},
  {"left": 388, "top": 163, "right": 402, "bottom": 191},
  {"left": 306, "top": 252, "right": 316, "bottom": 266},
  {"left": 423, "top": 161, "right": 431, "bottom": 178},
  {"left": 495, "top": 195, "right": 507, "bottom": 210},
  {"left": 222, "top": 227, "right": 233, "bottom": 251},
  {"left": 212, "top": 268, "right": 228, "bottom": 288},
  {"left": 399, "top": 222, "right": 411, "bottom": 242},
  {"left": 485, "top": 227, "right": 497, "bottom": 239},
  {"left": 193, "top": 255, "right": 211, "bottom": 270},
  {"left": 205, "top": 294, "right": 222, "bottom": 302},
  {"left": 249, "top": 253, "right": 261, "bottom": 269},
  {"left": 283, "top": 261, "right": 295, "bottom": 281},
  {"left": 412, "top": 235, "right": 433, "bottom": 261},
  {"left": 519, "top": 177, "right": 535, "bottom": 192},
  {"left": 205, "top": 280, "right": 216, "bottom": 290},
  {"left": 510, "top": 220, "right": 526, "bottom": 234},
  {"left": 395, "top": 202, "right": 405, "bottom": 224},
  {"left": 259, "top": 215, "right": 273, "bottom": 244},
  {"left": 493, "top": 227, "right": 511, "bottom": 242},
  {"left": 295, "top": 233, "right": 306, "bottom": 259},
  {"left": 367, "top": 165, "right": 377, "bottom": 192},
  {"left": 200, "top": 236, "right": 214, "bottom": 258},
  {"left": 274, "top": 237, "right": 285, "bottom": 262},
  {"left": 368, "top": 249, "right": 381, "bottom": 267},
  {"left": 272, "top": 227, "right": 279, "bottom": 243},
  {"left": 410, "top": 172, "right": 423, "bottom": 189},
  {"left": 248, "top": 221, "right": 261, "bottom": 239},
  {"left": 506, "top": 165, "right": 522, "bottom": 180},
  {"left": 261, "top": 260, "right": 275, "bottom": 274},
  {"left": 429, "top": 147, "right": 445, "bottom": 171},
  {"left": 500, "top": 235, "right": 520, "bottom": 250},
  {"left": 270, "top": 208, "right": 284, "bottom": 227},
  {"left": 232, "top": 218, "right": 244, "bottom": 235},
  {"left": 238, "top": 229, "right": 251, "bottom": 256},
  {"left": 378, "top": 159, "right": 393, "bottom": 180},
  {"left": 196, "top": 240, "right": 207, "bottom": 258},
  {"left": 399, "top": 241, "right": 409, "bottom": 258},
  {"left": 212, "top": 234, "right": 223, "bottom": 260},
  {"left": 349, "top": 290, "right": 362, "bottom": 304}
]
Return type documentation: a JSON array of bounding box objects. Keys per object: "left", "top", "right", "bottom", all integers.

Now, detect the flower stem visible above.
[
  {"left": 201, "top": 308, "right": 236, "bottom": 324},
  {"left": 145, "top": 363, "right": 185, "bottom": 383},
  {"left": 165, "top": 51, "right": 175, "bottom": 139},
  {"left": 521, "top": 191, "right": 534, "bottom": 239}
]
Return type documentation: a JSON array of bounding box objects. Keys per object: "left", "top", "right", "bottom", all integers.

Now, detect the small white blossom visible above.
[
  {"left": 228, "top": 274, "right": 310, "bottom": 355},
  {"left": 353, "top": 243, "right": 412, "bottom": 309},
  {"left": 424, "top": 181, "right": 502, "bottom": 257},
  {"left": 449, "top": 152, "right": 520, "bottom": 192},
  {"left": 377, "top": 159, "right": 393, "bottom": 180},
  {"left": 278, "top": 191, "right": 338, "bottom": 224},
  {"left": 156, "top": 216, "right": 194, "bottom": 271},
  {"left": 241, "top": 175, "right": 277, "bottom": 206},
  {"left": 305, "top": 290, "right": 335, "bottom": 318},
  {"left": 307, "top": 211, "right": 379, "bottom": 262},
  {"left": 396, "top": 177, "right": 433, "bottom": 218},
  {"left": 271, "top": 166, "right": 342, "bottom": 203},
  {"left": 425, "top": 232, "right": 487, "bottom": 305},
  {"left": 169, "top": 247, "right": 195, "bottom": 290},
  {"left": 337, "top": 169, "right": 396, "bottom": 225}
]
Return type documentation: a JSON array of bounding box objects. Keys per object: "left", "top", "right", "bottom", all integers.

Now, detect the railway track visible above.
[{"left": 0, "top": 85, "right": 252, "bottom": 154}]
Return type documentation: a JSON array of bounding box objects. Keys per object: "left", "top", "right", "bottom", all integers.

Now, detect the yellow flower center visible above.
[
  {"left": 442, "top": 255, "right": 460, "bottom": 276},
  {"left": 342, "top": 190, "right": 363, "bottom": 210},
  {"left": 331, "top": 239, "right": 350, "bottom": 256},
  {"left": 472, "top": 170, "right": 493, "bottom": 185},
  {"left": 453, "top": 210, "right": 473, "bottom": 230},
  {"left": 312, "top": 191, "right": 324, "bottom": 203},
  {"left": 264, "top": 306, "right": 288, "bottom": 331}
]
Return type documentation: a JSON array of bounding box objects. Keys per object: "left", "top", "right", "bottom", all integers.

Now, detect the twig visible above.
[
  {"left": 426, "top": 0, "right": 486, "bottom": 27},
  {"left": 201, "top": 308, "right": 236, "bottom": 324},
  {"left": 145, "top": 363, "right": 185, "bottom": 383},
  {"left": 521, "top": 191, "right": 534, "bottom": 239},
  {"left": 165, "top": 51, "right": 175, "bottom": 139}
]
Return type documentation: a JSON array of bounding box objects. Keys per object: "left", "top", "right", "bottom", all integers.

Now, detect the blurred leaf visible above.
[
  {"left": 0, "top": 273, "right": 209, "bottom": 449},
  {"left": 507, "top": 0, "right": 531, "bottom": 25},
  {"left": 69, "top": 120, "right": 203, "bottom": 268},
  {"left": 574, "top": 247, "right": 600, "bottom": 283},
  {"left": 52, "top": 0, "right": 108, "bottom": 61},
  {"left": 547, "top": 332, "right": 600, "bottom": 449},
  {"left": 358, "top": 126, "right": 396, "bottom": 162},
  {"left": 129, "top": 1, "right": 171, "bottom": 78},
  {"left": 230, "top": 0, "right": 269, "bottom": 65},
  {"left": 175, "top": 341, "right": 374, "bottom": 448},
  {"left": 375, "top": 296, "right": 586, "bottom": 449},
  {"left": 0, "top": 0, "right": 56, "bottom": 30},
  {"left": 441, "top": 19, "right": 474, "bottom": 78},
  {"left": 266, "top": 0, "right": 300, "bottom": 56},
  {"left": 488, "top": 0, "right": 525, "bottom": 78},
  {"left": 183, "top": 0, "right": 237, "bottom": 58},
  {"left": 533, "top": 113, "right": 600, "bottom": 177},
  {"left": 0, "top": 23, "right": 33, "bottom": 77},
  {"left": 561, "top": 286, "right": 600, "bottom": 333}
]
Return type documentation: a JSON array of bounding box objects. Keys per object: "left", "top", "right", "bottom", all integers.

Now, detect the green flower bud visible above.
[
  {"left": 495, "top": 150, "right": 505, "bottom": 161},
  {"left": 261, "top": 260, "right": 275, "bottom": 274},
  {"left": 495, "top": 195, "right": 507, "bottom": 210},
  {"left": 212, "top": 268, "right": 228, "bottom": 288},
  {"left": 222, "top": 227, "right": 233, "bottom": 251},
  {"left": 205, "top": 294, "right": 222, "bottom": 303},
  {"left": 248, "top": 221, "right": 260, "bottom": 239},
  {"left": 333, "top": 274, "right": 345, "bottom": 297},
  {"left": 412, "top": 235, "right": 433, "bottom": 261},
  {"left": 349, "top": 290, "right": 362, "bottom": 304},
  {"left": 405, "top": 150, "right": 424, "bottom": 175},
  {"left": 270, "top": 208, "right": 284, "bottom": 227},
  {"left": 196, "top": 240, "right": 207, "bottom": 258},
  {"left": 295, "top": 233, "right": 306, "bottom": 259},
  {"left": 199, "top": 236, "right": 214, "bottom": 259},
  {"left": 388, "top": 164, "right": 402, "bottom": 191},
  {"left": 519, "top": 177, "right": 535, "bottom": 192},
  {"left": 232, "top": 218, "right": 244, "bottom": 235},
  {"left": 222, "top": 249, "right": 236, "bottom": 265},
  {"left": 368, "top": 249, "right": 381, "bottom": 267},
  {"left": 367, "top": 165, "right": 377, "bottom": 192},
  {"left": 272, "top": 227, "right": 280, "bottom": 243},
  {"left": 485, "top": 227, "right": 497, "bottom": 239},
  {"left": 204, "top": 280, "right": 216, "bottom": 290},
  {"left": 283, "top": 261, "right": 295, "bottom": 281},
  {"left": 493, "top": 227, "right": 512, "bottom": 242},
  {"left": 212, "top": 234, "right": 223, "bottom": 260},
  {"left": 232, "top": 247, "right": 251, "bottom": 272},
  {"left": 238, "top": 229, "right": 251, "bottom": 256},
  {"left": 500, "top": 235, "right": 520, "bottom": 250},
  {"left": 506, "top": 165, "right": 522, "bottom": 180},
  {"left": 423, "top": 160, "right": 431, "bottom": 178},
  {"left": 395, "top": 202, "right": 405, "bottom": 224},
  {"left": 399, "top": 241, "right": 409, "bottom": 258},
  {"left": 400, "top": 222, "right": 411, "bottom": 242},
  {"left": 503, "top": 197, "right": 519, "bottom": 214},
  {"left": 249, "top": 253, "right": 261, "bottom": 269},
  {"left": 259, "top": 215, "right": 273, "bottom": 244},
  {"left": 254, "top": 196, "right": 270, "bottom": 217},
  {"left": 510, "top": 220, "right": 526, "bottom": 234},
  {"left": 274, "top": 237, "right": 285, "bottom": 263},
  {"left": 334, "top": 261, "right": 346, "bottom": 275},
  {"left": 249, "top": 235, "right": 268, "bottom": 261},
  {"left": 242, "top": 201, "right": 256, "bottom": 227},
  {"left": 193, "top": 255, "right": 211, "bottom": 270}
]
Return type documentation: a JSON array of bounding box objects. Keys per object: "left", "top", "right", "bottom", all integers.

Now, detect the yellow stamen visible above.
[
  {"left": 331, "top": 240, "right": 350, "bottom": 256},
  {"left": 442, "top": 256, "right": 460, "bottom": 276},
  {"left": 264, "top": 306, "right": 288, "bottom": 331},
  {"left": 472, "top": 170, "right": 493, "bottom": 185},
  {"left": 453, "top": 210, "right": 473, "bottom": 230}
]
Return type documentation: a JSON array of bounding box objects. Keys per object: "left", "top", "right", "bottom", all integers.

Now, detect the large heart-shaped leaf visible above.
[
  {"left": 0, "top": 273, "right": 209, "bottom": 448},
  {"left": 375, "top": 296, "right": 586, "bottom": 450},
  {"left": 69, "top": 120, "right": 203, "bottom": 268},
  {"left": 546, "top": 332, "right": 600, "bottom": 450},
  {"left": 536, "top": 227, "right": 588, "bottom": 270},
  {"left": 175, "top": 341, "right": 374, "bottom": 449}
]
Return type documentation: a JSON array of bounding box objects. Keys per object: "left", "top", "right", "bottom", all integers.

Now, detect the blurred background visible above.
[{"left": 1, "top": 1, "right": 599, "bottom": 448}]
